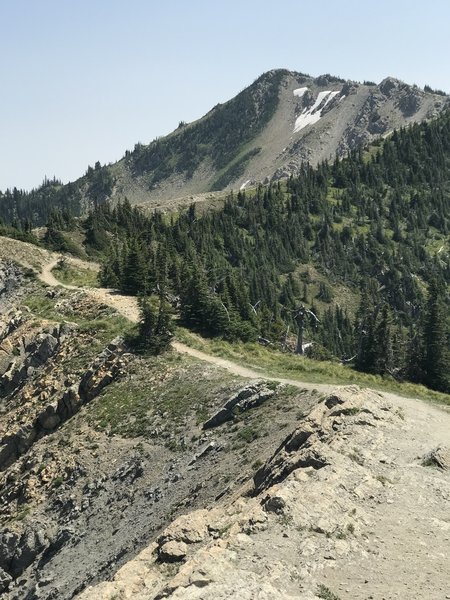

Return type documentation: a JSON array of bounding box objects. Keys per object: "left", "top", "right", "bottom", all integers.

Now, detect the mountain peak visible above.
[{"left": 1, "top": 69, "right": 448, "bottom": 223}]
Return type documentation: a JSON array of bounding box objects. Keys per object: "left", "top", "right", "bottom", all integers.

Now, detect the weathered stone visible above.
[
  {"left": 28, "top": 334, "right": 59, "bottom": 367},
  {"left": 78, "top": 343, "right": 126, "bottom": 402},
  {"left": 0, "top": 527, "right": 49, "bottom": 578},
  {"left": 112, "top": 459, "right": 144, "bottom": 483},
  {"left": 158, "top": 540, "right": 187, "bottom": 563},
  {"left": 37, "top": 404, "right": 61, "bottom": 431},
  {"left": 0, "top": 566, "right": 12, "bottom": 593},
  {"left": 423, "top": 445, "right": 450, "bottom": 470},
  {"left": 263, "top": 495, "right": 286, "bottom": 514},
  {"left": 57, "top": 386, "right": 81, "bottom": 420},
  {"left": 188, "top": 441, "right": 221, "bottom": 466},
  {"left": 158, "top": 510, "right": 208, "bottom": 546},
  {"left": 203, "top": 382, "right": 275, "bottom": 429},
  {"left": 285, "top": 423, "right": 315, "bottom": 452}
]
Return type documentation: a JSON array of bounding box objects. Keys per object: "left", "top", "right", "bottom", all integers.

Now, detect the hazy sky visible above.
[{"left": 2, "top": 0, "right": 449, "bottom": 191}]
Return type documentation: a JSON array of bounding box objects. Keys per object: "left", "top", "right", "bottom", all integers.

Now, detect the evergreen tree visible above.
[
  {"left": 134, "top": 296, "right": 172, "bottom": 355},
  {"left": 421, "top": 279, "right": 450, "bottom": 392},
  {"left": 123, "top": 239, "right": 147, "bottom": 295},
  {"left": 373, "top": 305, "right": 393, "bottom": 375}
]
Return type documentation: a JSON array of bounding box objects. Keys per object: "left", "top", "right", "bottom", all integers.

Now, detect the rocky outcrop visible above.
[
  {"left": 78, "top": 338, "right": 128, "bottom": 402},
  {"left": 0, "top": 311, "right": 24, "bottom": 345},
  {"left": 202, "top": 381, "right": 276, "bottom": 429},
  {"left": 0, "top": 526, "right": 51, "bottom": 579},
  {"left": 252, "top": 387, "right": 389, "bottom": 493},
  {"left": 158, "top": 541, "right": 187, "bottom": 563},
  {"left": 0, "top": 324, "right": 71, "bottom": 398},
  {"left": 423, "top": 445, "right": 450, "bottom": 470},
  {"left": 0, "top": 337, "right": 129, "bottom": 471},
  {"left": 0, "top": 262, "right": 24, "bottom": 311}
]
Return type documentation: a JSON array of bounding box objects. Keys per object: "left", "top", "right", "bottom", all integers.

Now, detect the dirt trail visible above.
[
  {"left": 35, "top": 255, "right": 450, "bottom": 409},
  {"left": 37, "top": 257, "right": 335, "bottom": 393},
  {"left": 40, "top": 258, "right": 78, "bottom": 289}
]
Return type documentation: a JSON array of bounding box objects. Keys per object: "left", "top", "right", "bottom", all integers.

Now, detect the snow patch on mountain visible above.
[
  {"left": 293, "top": 90, "right": 339, "bottom": 133},
  {"left": 293, "top": 87, "right": 308, "bottom": 98}
]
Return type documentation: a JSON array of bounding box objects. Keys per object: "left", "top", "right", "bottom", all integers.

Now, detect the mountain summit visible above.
[
  {"left": 107, "top": 68, "right": 448, "bottom": 206},
  {"left": 0, "top": 69, "right": 448, "bottom": 223}
]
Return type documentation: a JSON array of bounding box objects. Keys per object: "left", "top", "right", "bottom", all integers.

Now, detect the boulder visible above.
[
  {"left": 37, "top": 404, "right": 61, "bottom": 431},
  {"left": 203, "top": 382, "right": 275, "bottom": 429},
  {"left": 158, "top": 510, "right": 208, "bottom": 546},
  {"left": 57, "top": 386, "right": 81, "bottom": 420},
  {"left": 158, "top": 540, "right": 187, "bottom": 563},
  {"left": 423, "top": 446, "right": 450, "bottom": 470}
]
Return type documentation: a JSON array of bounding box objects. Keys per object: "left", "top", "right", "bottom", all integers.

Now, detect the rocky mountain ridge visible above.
[
  {"left": 0, "top": 257, "right": 322, "bottom": 599},
  {"left": 78, "top": 386, "right": 450, "bottom": 600},
  {"left": 1, "top": 69, "right": 448, "bottom": 224},
  {"left": 97, "top": 69, "right": 450, "bottom": 208},
  {"left": 0, "top": 241, "right": 449, "bottom": 599}
]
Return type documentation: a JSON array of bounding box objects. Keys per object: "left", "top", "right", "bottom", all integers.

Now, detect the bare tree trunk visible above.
[
  {"left": 295, "top": 313, "right": 304, "bottom": 354},
  {"left": 283, "top": 324, "right": 290, "bottom": 350},
  {"left": 294, "top": 306, "right": 319, "bottom": 355}
]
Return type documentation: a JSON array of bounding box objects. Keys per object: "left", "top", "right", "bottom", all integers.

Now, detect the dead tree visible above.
[{"left": 293, "top": 305, "right": 320, "bottom": 354}]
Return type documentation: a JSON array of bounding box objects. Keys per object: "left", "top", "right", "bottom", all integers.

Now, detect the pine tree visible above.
[
  {"left": 373, "top": 305, "right": 393, "bottom": 375},
  {"left": 123, "top": 239, "right": 147, "bottom": 295},
  {"left": 422, "top": 279, "right": 450, "bottom": 392},
  {"left": 134, "top": 296, "right": 172, "bottom": 355}
]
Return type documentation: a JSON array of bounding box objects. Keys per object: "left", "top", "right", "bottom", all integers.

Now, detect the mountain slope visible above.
[
  {"left": 1, "top": 252, "right": 449, "bottom": 599},
  {"left": 94, "top": 108, "right": 450, "bottom": 393},
  {"left": 97, "top": 69, "right": 450, "bottom": 205},
  {"left": 0, "top": 69, "right": 448, "bottom": 223}
]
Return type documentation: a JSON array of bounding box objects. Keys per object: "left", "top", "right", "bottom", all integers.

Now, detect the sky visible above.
[{"left": 1, "top": 0, "right": 450, "bottom": 191}]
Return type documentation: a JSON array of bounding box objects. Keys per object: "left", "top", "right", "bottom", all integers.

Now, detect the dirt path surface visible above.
[{"left": 40, "top": 257, "right": 78, "bottom": 289}]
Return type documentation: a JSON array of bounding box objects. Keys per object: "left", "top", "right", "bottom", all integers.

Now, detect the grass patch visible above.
[
  {"left": 237, "top": 424, "right": 260, "bottom": 443},
  {"left": 175, "top": 327, "right": 450, "bottom": 405},
  {"left": 52, "top": 263, "right": 99, "bottom": 287},
  {"left": 317, "top": 584, "right": 341, "bottom": 600},
  {"left": 86, "top": 352, "right": 237, "bottom": 438},
  {"left": 23, "top": 293, "right": 62, "bottom": 321}
]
